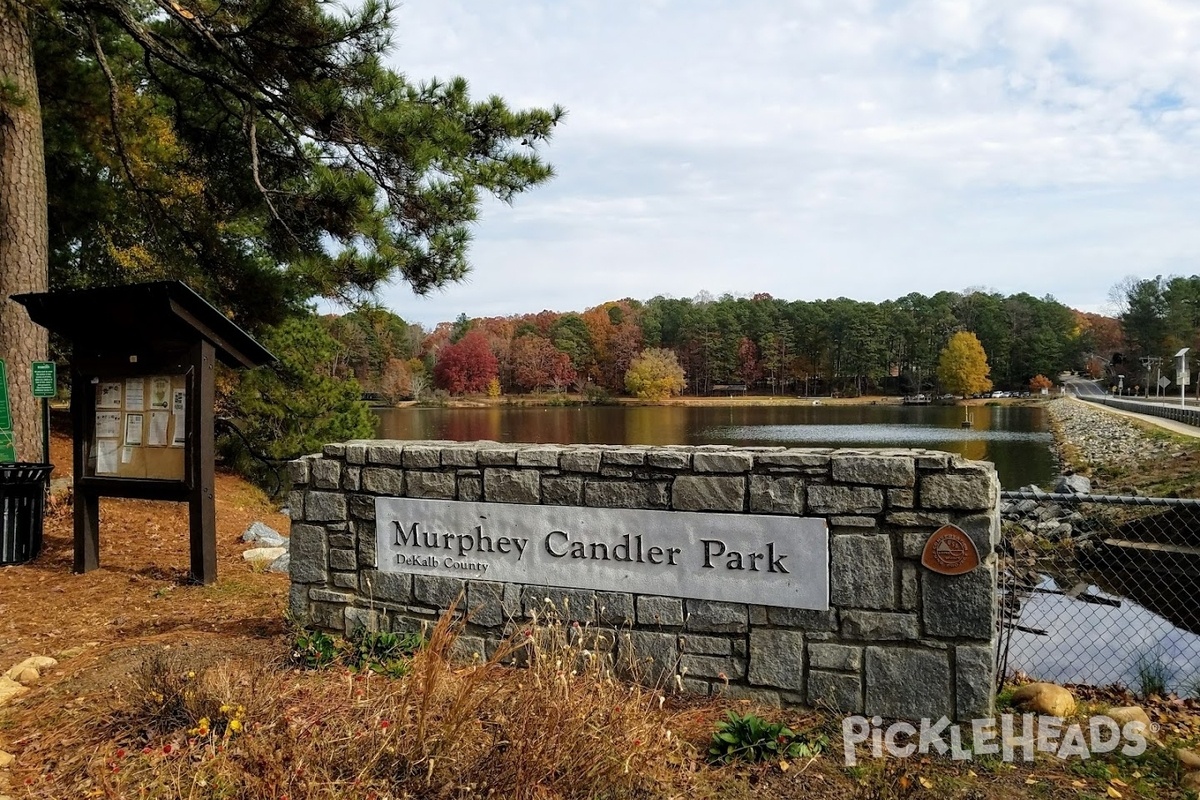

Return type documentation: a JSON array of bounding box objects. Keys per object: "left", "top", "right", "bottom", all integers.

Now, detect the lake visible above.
[{"left": 375, "top": 402, "right": 1056, "bottom": 489}]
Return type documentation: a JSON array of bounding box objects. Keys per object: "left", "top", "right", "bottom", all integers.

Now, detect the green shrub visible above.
[
  {"left": 707, "top": 711, "right": 827, "bottom": 764},
  {"left": 291, "top": 629, "right": 338, "bottom": 669},
  {"left": 346, "top": 628, "right": 424, "bottom": 677}
]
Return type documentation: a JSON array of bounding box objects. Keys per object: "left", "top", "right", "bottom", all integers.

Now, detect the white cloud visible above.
[{"left": 367, "top": 0, "right": 1200, "bottom": 327}]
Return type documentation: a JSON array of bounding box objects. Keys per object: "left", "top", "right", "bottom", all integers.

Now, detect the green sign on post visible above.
[
  {"left": 31, "top": 361, "right": 56, "bottom": 398},
  {"left": 0, "top": 359, "right": 14, "bottom": 462}
]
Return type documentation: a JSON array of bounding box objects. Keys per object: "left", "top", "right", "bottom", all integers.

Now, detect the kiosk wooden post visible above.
[{"left": 13, "top": 282, "right": 274, "bottom": 584}]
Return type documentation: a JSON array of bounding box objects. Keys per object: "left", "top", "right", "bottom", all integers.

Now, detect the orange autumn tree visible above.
[
  {"left": 937, "top": 332, "right": 993, "bottom": 398},
  {"left": 1029, "top": 374, "right": 1053, "bottom": 392}
]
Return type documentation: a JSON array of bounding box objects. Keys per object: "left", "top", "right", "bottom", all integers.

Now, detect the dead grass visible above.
[{"left": 8, "top": 607, "right": 721, "bottom": 799}]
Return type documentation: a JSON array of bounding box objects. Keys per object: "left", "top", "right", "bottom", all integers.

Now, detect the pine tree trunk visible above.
[{"left": 0, "top": 0, "right": 48, "bottom": 463}]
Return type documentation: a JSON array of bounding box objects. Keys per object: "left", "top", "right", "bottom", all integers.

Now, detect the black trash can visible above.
[{"left": 0, "top": 463, "right": 53, "bottom": 566}]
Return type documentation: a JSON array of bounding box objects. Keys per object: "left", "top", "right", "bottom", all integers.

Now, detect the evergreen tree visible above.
[
  {"left": 1, "top": 0, "right": 563, "bottom": 458},
  {"left": 229, "top": 316, "right": 375, "bottom": 474}
]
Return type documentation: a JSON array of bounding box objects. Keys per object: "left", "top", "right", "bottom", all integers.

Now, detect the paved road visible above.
[
  {"left": 1061, "top": 376, "right": 1200, "bottom": 438},
  {"left": 1063, "top": 376, "right": 1107, "bottom": 399}
]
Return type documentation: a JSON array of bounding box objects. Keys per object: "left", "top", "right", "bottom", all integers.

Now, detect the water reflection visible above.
[
  {"left": 1006, "top": 575, "right": 1200, "bottom": 693},
  {"left": 375, "top": 404, "right": 1055, "bottom": 489}
]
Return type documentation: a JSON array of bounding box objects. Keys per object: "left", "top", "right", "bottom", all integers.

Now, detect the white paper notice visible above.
[
  {"left": 96, "top": 440, "right": 119, "bottom": 474},
  {"left": 149, "top": 377, "right": 171, "bottom": 410},
  {"left": 148, "top": 412, "right": 169, "bottom": 446},
  {"left": 171, "top": 415, "right": 186, "bottom": 447},
  {"left": 97, "top": 382, "right": 122, "bottom": 409},
  {"left": 124, "top": 413, "right": 143, "bottom": 446},
  {"left": 172, "top": 388, "right": 186, "bottom": 415},
  {"left": 121, "top": 446, "right": 134, "bottom": 464},
  {"left": 125, "top": 378, "right": 145, "bottom": 411},
  {"left": 95, "top": 412, "right": 121, "bottom": 439}
]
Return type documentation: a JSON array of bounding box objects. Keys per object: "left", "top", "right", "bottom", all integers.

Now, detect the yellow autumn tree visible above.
[
  {"left": 937, "top": 332, "right": 993, "bottom": 398},
  {"left": 624, "top": 348, "right": 686, "bottom": 399}
]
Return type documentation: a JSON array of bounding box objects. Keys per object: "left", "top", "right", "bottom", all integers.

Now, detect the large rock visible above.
[
  {"left": 1107, "top": 706, "right": 1153, "bottom": 737},
  {"left": 243, "top": 546, "right": 287, "bottom": 563},
  {"left": 1011, "top": 682, "right": 1075, "bottom": 717},
  {"left": 1176, "top": 748, "right": 1200, "bottom": 769},
  {"left": 808, "top": 670, "right": 863, "bottom": 714},
  {"left": 267, "top": 552, "right": 290, "bottom": 574},
  {"left": 1053, "top": 474, "right": 1092, "bottom": 495},
  {"left": 1183, "top": 772, "right": 1200, "bottom": 792},
  {"left": 0, "top": 677, "right": 28, "bottom": 707},
  {"left": 5, "top": 656, "right": 55, "bottom": 681},
  {"left": 242, "top": 521, "right": 286, "bottom": 546}
]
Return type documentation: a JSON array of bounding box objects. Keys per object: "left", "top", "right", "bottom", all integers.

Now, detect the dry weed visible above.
[{"left": 15, "top": 603, "right": 704, "bottom": 799}]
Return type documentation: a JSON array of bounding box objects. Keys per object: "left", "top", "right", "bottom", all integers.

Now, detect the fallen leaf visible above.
[
  {"left": 1110, "top": 778, "right": 1128, "bottom": 788},
  {"left": 918, "top": 776, "right": 933, "bottom": 789},
  {"left": 1025, "top": 778, "right": 1039, "bottom": 785},
  {"left": 1107, "top": 787, "right": 1122, "bottom": 799}
]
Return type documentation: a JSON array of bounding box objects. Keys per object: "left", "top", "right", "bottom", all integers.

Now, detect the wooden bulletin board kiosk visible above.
[{"left": 12, "top": 282, "right": 275, "bottom": 584}]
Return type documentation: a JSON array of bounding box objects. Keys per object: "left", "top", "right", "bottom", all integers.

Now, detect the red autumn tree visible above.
[
  {"left": 511, "top": 335, "right": 576, "bottom": 392},
  {"left": 433, "top": 330, "right": 499, "bottom": 394}
]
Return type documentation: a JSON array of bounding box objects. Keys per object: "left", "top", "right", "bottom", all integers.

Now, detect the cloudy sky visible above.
[{"left": 361, "top": 0, "right": 1200, "bottom": 327}]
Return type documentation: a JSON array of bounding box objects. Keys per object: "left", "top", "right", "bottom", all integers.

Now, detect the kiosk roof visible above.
[{"left": 13, "top": 281, "right": 275, "bottom": 369}]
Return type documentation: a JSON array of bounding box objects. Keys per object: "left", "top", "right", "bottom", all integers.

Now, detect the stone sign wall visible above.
[{"left": 287, "top": 441, "right": 1000, "bottom": 721}]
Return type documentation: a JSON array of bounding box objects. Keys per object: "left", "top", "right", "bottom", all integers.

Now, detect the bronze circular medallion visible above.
[{"left": 921, "top": 525, "right": 981, "bottom": 576}]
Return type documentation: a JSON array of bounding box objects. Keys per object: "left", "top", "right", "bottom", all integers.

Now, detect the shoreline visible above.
[
  {"left": 1042, "top": 397, "right": 1200, "bottom": 496},
  {"left": 382, "top": 394, "right": 1045, "bottom": 410}
]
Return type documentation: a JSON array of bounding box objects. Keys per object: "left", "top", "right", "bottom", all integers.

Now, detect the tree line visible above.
[
  {"left": 322, "top": 289, "right": 1112, "bottom": 401},
  {"left": 1111, "top": 275, "right": 1200, "bottom": 387}
]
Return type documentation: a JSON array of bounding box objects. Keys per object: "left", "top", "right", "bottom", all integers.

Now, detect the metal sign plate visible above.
[
  {"left": 0, "top": 359, "right": 10, "bottom": 430},
  {"left": 31, "top": 362, "right": 56, "bottom": 398},
  {"left": 376, "top": 497, "right": 830, "bottom": 609},
  {"left": 0, "top": 360, "right": 13, "bottom": 462}
]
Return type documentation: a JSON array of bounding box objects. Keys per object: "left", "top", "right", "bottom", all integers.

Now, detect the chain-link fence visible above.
[{"left": 997, "top": 489, "right": 1200, "bottom": 696}]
